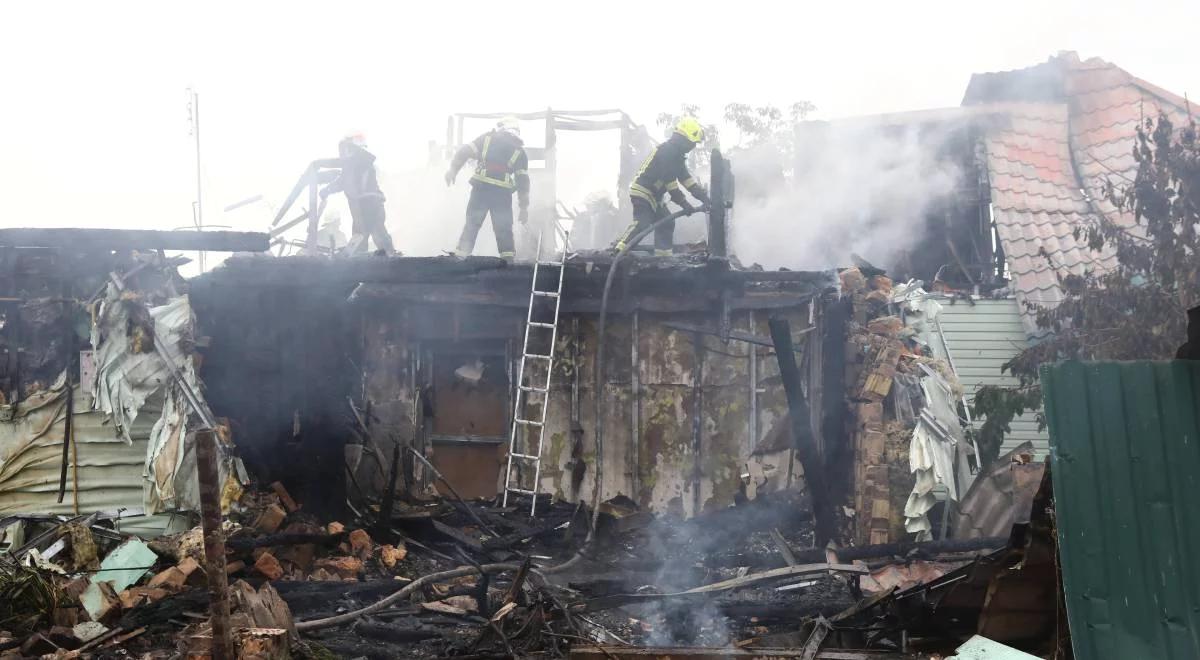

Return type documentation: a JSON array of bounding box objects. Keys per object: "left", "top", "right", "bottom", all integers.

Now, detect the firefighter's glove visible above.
[
  {"left": 518, "top": 206, "right": 530, "bottom": 224},
  {"left": 444, "top": 169, "right": 456, "bottom": 186}
]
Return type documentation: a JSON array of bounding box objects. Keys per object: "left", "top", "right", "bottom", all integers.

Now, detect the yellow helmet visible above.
[{"left": 674, "top": 117, "right": 705, "bottom": 143}]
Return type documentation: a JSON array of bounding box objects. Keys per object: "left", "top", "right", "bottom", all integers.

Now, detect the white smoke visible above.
[
  {"left": 729, "top": 120, "right": 962, "bottom": 271},
  {"left": 639, "top": 596, "right": 733, "bottom": 648},
  {"left": 265, "top": 116, "right": 959, "bottom": 265}
]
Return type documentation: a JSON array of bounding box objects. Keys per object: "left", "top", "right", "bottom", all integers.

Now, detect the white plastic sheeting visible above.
[
  {"left": 89, "top": 292, "right": 243, "bottom": 513},
  {"left": 0, "top": 288, "right": 242, "bottom": 522},
  {"left": 904, "top": 372, "right": 964, "bottom": 538},
  {"left": 893, "top": 284, "right": 965, "bottom": 539},
  {"left": 90, "top": 295, "right": 197, "bottom": 445}
]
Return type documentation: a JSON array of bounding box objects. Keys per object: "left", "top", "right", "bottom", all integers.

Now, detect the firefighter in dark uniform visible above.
[
  {"left": 445, "top": 116, "right": 530, "bottom": 259},
  {"left": 320, "top": 132, "right": 396, "bottom": 255},
  {"left": 613, "top": 117, "right": 711, "bottom": 256}
]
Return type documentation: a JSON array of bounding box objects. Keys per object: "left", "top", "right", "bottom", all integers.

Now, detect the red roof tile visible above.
[{"left": 965, "top": 53, "right": 1194, "bottom": 334}]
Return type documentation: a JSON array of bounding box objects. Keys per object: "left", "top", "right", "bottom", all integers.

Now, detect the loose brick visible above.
[
  {"left": 270, "top": 481, "right": 299, "bottom": 513},
  {"left": 255, "top": 504, "right": 287, "bottom": 534},
  {"left": 348, "top": 529, "right": 373, "bottom": 559},
  {"left": 254, "top": 552, "right": 285, "bottom": 581}
]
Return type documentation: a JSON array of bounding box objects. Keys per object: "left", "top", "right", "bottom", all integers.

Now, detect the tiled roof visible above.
[{"left": 964, "top": 53, "right": 1195, "bottom": 334}]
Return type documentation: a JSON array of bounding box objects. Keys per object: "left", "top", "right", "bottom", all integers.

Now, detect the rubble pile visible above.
[
  {"left": 0, "top": 467, "right": 1062, "bottom": 659},
  {"left": 0, "top": 244, "right": 1064, "bottom": 658}
]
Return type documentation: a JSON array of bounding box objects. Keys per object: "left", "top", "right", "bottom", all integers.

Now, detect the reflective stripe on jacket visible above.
[{"left": 470, "top": 132, "right": 529, "bottom": 191}]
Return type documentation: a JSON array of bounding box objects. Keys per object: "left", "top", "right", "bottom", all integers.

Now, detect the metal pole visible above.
[
  {"left": 189, "top": 89, "right": 206, "bottom": 273},
  {"left": 196, "top": 429, "right": 232, "bottom": 660}
]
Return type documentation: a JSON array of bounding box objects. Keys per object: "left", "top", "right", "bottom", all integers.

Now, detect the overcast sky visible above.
[{"left": 2, "top": 0, "right": 1197, "bottom": 262}]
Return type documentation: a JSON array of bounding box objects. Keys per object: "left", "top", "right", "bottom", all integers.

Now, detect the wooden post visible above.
[
  {"left": 708, "top": 149, "right": 729, "bottom": 258},
  {"left": 630, "top": 310, "right": 641, "bottom": 501},
  {"left": 690, "top": 332, "right": 705, "bottom": 518},
  {"left": 377, "top": 442, "right": 401, "bottom": 534},
  {"left": 768, "top": 317, "right": 835, "bottom": 547},
  {"left": 196, "top": 429, "right": 233, "bottom": 660}
]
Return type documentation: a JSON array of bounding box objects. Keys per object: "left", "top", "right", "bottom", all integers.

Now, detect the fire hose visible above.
[
  {"left": 507, "top": 206, "right": 708, "bottom": 576},
  {"left": 585, "top": 206, "right": 706, "bottom": 543},
  {"left": 294, "top": 208, "right": 708, "bottom": 631}
]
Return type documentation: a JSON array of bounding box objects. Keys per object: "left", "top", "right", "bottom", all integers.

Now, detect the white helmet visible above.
[
  {"left": 342, "top": 130, "right": 367, "bottom": 148},
  {"left": 497, "top": 116, "right": 521, "bottom": 136}
]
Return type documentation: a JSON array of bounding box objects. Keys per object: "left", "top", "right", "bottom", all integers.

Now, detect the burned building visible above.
[
  {"left": 0, "top": 230, "right": 263, "bottom": 535},
  {"left": 189, "top": 253, "right": 847, "bottom": 521},
  {"left": 0, "top": 51, "right": 1193, "bottom": 660}
]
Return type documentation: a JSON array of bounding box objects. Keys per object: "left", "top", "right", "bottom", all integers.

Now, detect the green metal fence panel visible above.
[{"left": 1041, "top": 361, "right": 1200, "bottom": 660}]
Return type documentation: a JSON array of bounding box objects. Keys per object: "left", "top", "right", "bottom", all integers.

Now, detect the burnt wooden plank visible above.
[
  {"left": 570, "top": 647, "right": 913, "bottom": 659},
  {"left": 202, "top": 255, "right": 508, "bottom": 286},
  {"left": 0, "top": 228, "right": 269, "bottom": 252},
  {"left": 431, "top": 519, "right": 485, "bottom": 552},
  {"left": 769, "top": 316, "right": 834, "bottom": 546}
]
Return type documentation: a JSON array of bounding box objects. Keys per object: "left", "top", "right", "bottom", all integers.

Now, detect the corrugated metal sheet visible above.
[
  {"left": 0, "top": 384, "right": 191, "bottom": 539},
  {"left": 1042, "top": 360, "right": 1200, "bottom": 660},
  {"left": 0, "top": 384, "right": 153, "bottom": 518},
  {"left": 953, "top": 442, "right": 1045, "bottom": 539},
  {"left": 929, "top": 298, "right": 1050, "bottom": 457}
]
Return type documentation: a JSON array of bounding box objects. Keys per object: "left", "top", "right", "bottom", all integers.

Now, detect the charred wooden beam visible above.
[
  {"left": 376, "top": 443, "right": 401, "bottom": 535},
  {"left": 702, "top": 535, "right": 1009, "bottom": 569},
  {"left": 0, "top": 228, "right": 269, "bottom": 252},
  {"left": 582, "top": 564, "right": 867, "bottom": 611},
  {"left": 768, "top": 316, "right": 835, "bottom": 546},
  {"left": 226, "top": 532, "right": 347, "bottom": 552},
  {"left": 431, "top": 519, "right": 484, "bottom": 552},
  {"left": 570, "top": 647, "right": 913, "bottom": 659},
  {"left": 348, "top": 283, "right": 817, "bottom": 314},
  {"left": 662, "top": 320, "right": 813, "bottom": 349},
  {"left": 708, "top": 149, "right": 731, "bottom": 259},
  {"left": 353, "top": 622, "right": 443, "bottom": 643},
  {"left": 481, "top": 517, "right": 567, "bottom": 551},
  {"left": 201, "top": 255, "right": 508, "bottom": 287}
]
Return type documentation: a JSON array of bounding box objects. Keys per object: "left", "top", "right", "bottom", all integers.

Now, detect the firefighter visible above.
[
  {"left": 445, "top": 116, "right": 530, "bottom": 259},
  {"left": 320, "top": 132, "right": 396, "bottom": 255},
  {"left": 613, "top": 117, "right": 711, "bottom": 256}
]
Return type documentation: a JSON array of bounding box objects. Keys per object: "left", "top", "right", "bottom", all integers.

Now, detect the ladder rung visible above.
[
  {"left": 532, "top": 291, "right": 559, "bottom": 298},
  {"left": 528, "top": 321, "right": 556, "bottom": 329},
  {"left": 514, "top": 419, "right": 543, "bottom": 427},
  {"left": 510, "top": 452, "right": 540, "bottom": 460},
  {"left": 525, "top": 353, "right": 552, "bottom": 360},
  {"left": 537, "top": 261, "right": 562, "bottom": 267},
  {"left": 519, "top": 385, "right": 548, "bottom": 393},
  {"left": 506, "top": 487, "right": 539, "bottom": 495}
]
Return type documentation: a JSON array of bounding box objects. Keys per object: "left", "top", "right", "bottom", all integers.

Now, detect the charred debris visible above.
[{"left": 0, "top": 224, "right": 1068, "bottom": 659}]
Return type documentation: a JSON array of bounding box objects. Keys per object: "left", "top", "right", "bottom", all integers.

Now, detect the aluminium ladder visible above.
[{"left": 501, "top": 227, "right": 569, "bottom": 515}]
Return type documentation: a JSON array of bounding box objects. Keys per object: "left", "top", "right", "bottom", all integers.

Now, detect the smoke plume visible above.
[{"left": 729, "top": 120, "right": 962, "bottom": 271}]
